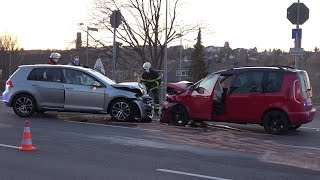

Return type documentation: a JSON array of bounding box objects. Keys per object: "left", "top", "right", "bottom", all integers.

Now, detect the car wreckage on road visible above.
[
  {"left": 2, "top": 64, "right": 153, "bottom": 122},
  {"left": 161, "top": 66, "right": 316, "bottom": 134}
]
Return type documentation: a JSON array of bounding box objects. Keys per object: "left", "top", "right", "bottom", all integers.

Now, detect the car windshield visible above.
[
  {"left": 197, "top": 74, "right": 219, "bottom": 90},
  {"left": 88, "top": 69, "right": 116, "bottom": 85}
]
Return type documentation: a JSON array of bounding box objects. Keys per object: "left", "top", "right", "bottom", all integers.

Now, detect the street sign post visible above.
[
  {"left": 289, "top": 48, "right": 304, "bottom": 56},
  {"left": 287, "top": 1, "right": 309, "bottom": 69},
  {"left": 110, "top": 10, "right": 122, "bottom": 81},
  {"left": 287, "top": 2, "right": 309, "bottom": 25},
  {"left": 292, "top": 28, "right": 302, "bottom": 39},
  {"left": 110, "top": 10, "right": 122, "bottom": 28}
]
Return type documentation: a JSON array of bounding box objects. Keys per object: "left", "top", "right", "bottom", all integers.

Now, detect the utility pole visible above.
[
  {"left": 85, "top": 26, "right": 98, "bottom": 66},
  {"left": 86, "top": 26, "right": 89, "bottom": 66},
  {"left": 163, "top": 0, "right": 168, "bottom": 101},
  {"left": 294, "top": 0, "right": 300, "bottom": 69}
]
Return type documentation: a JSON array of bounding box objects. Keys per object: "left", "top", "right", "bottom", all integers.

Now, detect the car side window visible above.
[
  {"left": 63, "top": 69, "right": 98, "bottom": 86},
  {"left": 231, "top": 72, "right": 263, "bottom": 93},
  {"left": 265, "top": 72, "right": 283, "bottom": 93},
  {"left": 27, "top": 68, "right": 62, "bottom": 83}
]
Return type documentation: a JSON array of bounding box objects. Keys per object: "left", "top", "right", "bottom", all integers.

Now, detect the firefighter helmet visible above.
[
  {"left": 49, "top": 52, "right": 61, "bottom": 59},
  {"left": 143, "top": 62, "right": 152, "bottom": 70}
]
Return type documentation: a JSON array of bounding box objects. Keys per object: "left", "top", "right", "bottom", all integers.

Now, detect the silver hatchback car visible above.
[{"left": 2, "top": 65, "right": 153, "bottom": 122}]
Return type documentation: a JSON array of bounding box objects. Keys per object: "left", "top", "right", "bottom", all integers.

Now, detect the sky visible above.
[{"left": 0, "top": 0, "right": 319, "bottom": 52}]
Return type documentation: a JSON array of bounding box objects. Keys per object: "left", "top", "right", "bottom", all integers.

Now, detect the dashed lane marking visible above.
[
  {"left": 0, "top": 143, "right": 18, "bottom": 149},
  {"left": 301, "top": 127, "right": 320, "bottom": 131},
  {"left": 156, "top": 169, "right": 231, "bottom": 180},
  {"left": 284, "top": 145, "right": 320, "bottom": 151}
]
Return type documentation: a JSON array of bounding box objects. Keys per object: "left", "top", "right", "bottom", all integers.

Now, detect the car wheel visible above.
[
  {"left": 12, "top": 94, "right": 36, "bottom": 118},
  {"left": 288, "top": 125, "right": 301, "bottom": 130},
  {"left": 110, "top": 99, "right": 133, "bottom": 121},
  {"left": 263, "top": 110, "right": 289, "bottom": 135},
  {"left": 169, "top": 105, "right": 189, "bottom": 126}
]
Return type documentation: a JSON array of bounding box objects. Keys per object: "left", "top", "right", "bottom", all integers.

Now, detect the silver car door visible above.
[
  {"left": 27, "top": 67, "right": 64, "bottom": 109},
  {"left": 63, "top": 68, "right": 105, "bottom": 111}
]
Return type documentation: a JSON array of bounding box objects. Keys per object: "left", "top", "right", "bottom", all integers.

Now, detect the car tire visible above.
[
  {"left": 263, "top": 110, "right": 289, "bottom": 135},
  {"left": 12, "top": 94, "right": 36, "bottom": 118},
  {"left": 169, "top": 105, "right": 189, "bottom": 126},
  {"left": 110, "top": 98, "right": 134, "bottom": 121},
  {"left": 288, "top": 125, "right": 301, "bottom": 130}
]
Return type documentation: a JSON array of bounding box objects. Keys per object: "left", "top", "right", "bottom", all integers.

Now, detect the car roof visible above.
[
  {"left": 19, "top": 64, "right": 89, "bottom": 71},
  {"left": 214, "top": 66, "right": 301, "bottom": 75}
]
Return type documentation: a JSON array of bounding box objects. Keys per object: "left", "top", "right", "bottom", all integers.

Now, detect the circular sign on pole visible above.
[{"left": 287, "top": 3, "right": 309, "bottom": 25}]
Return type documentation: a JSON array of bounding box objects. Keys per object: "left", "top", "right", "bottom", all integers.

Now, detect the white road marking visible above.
[
  {"left": 156, "top": 169, "right": 231, "bottom": 180},
  {"left": 0, "top": 143, "right": 18, "bottom": 149},
  {"left": 63, "top": 120, "right": 160, "bottom": 132},
  {"left": 284, "top": 145, "right": 320, "bottom": 151},
  {"left": 301, "top": 127, "right": 320, "bottom": 131}
]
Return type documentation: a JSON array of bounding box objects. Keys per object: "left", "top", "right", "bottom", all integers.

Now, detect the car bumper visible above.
[
  {"left": 288, "top": 107, "right": 316, "bottom": 125},
  {"left": 160, "top": 101, "right": 172, "bottom": 123},
  {"left": 2, "top": 90, "right": 11, "bottom": 107},
  {"left": 133, "top": 100, "right": 153, "bottom": 120}
]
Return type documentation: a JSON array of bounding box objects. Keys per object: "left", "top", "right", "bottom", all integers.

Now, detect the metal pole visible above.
[
  {"left": 163, "top": 0, "right": 168, "bottom": 101},
  {"left": 86, "top": 26, "right": 89, "bottom": 66},
  {"left": 9, "top": 51, "right": 12, "bottom": 76},
  {"left": 179, "top": 36, "right": 182, "bottom": 81},
  {"left": 112, "top": 15, "right": 117, "bottom": 81},
  {"left": 294, "top": 0, "right": 300, "bottom": 69}
]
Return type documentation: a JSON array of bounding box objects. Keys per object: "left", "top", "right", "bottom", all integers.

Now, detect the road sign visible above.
[
  {"left": 289, "top": 48, "right": 304, "bottom": 56},
  {"left": 292, "top": 28, "right": 302, "bottom": 39},
  {"left": 287, "top": 3, "right": 309, "bottom": 25},
  {"left": 94, "top": 58, "right": 106, "bottom": 75},
  {"left": 110, "top": 10, "right": 122, "bottom": 28}
]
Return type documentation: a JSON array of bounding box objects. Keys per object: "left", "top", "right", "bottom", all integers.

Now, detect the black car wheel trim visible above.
[
  {"left": 170, "top": 105, "right": 189, "bottom": 126},
  {"left": 263, "top": 111, "right": 288, "bottom": 135}
]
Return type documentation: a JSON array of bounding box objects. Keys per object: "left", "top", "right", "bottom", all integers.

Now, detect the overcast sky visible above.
[{"left": 0, "top": 0, "right": 318, "bottom": 51}]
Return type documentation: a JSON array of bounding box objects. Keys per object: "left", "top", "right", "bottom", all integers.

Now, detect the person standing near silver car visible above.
[
  {"left": 68, "top": 54, "right": 81, "bottom": 66},
  {"left": 47, "top": 52, "right": 61, "bottom": 65}
]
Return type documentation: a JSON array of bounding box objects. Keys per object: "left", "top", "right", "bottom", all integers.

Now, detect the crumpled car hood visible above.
[
  {"left": 113, "top": 82, "right": 140, "bottom": 88},
  {"left": 112, "top": 82, "right": 147, "bottom": 94},
  {"left": 167, "top": 81, "right": 193, "bottom": 94}
]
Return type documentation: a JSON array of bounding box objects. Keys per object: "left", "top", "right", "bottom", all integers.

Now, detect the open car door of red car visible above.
[{"left": 184, "top": 74, "right": 220, "bottom": 120}]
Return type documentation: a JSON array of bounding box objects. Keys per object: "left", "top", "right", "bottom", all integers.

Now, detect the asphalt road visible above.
[{"left": 0, "top": 101, "right": 320, "bottom": 180}]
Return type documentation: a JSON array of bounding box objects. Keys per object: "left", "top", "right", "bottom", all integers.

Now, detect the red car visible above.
[{"left": 160, "top": 66, "right": 316, "bottom": 134}]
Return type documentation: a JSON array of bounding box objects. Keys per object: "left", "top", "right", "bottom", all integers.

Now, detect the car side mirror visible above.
[
  {"left": 92, "top": 81, "right": 101, "bottom": 87},
  {"left": 188, "top": 85, "right": 196, "bottom": 91},
  {"left": 196, "top": 87, "right": 205, "bottom": 94}
]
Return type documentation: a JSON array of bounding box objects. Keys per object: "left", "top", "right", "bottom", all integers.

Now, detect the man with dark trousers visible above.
[{"left": 141, "top": 62, "right": 161, "bottom": 116}]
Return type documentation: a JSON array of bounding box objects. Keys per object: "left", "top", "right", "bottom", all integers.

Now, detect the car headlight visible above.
[
  {"left": 137, "top": 95, "right": 153, "bottom": 104},
  {"left": 138, "top": 83, "right": 148, "bottom": 94}
]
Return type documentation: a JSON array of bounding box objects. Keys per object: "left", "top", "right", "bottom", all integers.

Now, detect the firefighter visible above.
[
  {"left": 141, "top": 62, "right": 161, "bottom": 116},
  {"left": 48, "top": 52, "right": 61, "bottom": 65}
]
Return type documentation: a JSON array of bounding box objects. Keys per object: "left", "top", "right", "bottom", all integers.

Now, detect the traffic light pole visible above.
[
  {"left": 111, "top": 10, "right": 121, "bottom": 81},
  {"left": 112, "top": 24, "right": 116, "bottom": 81}
]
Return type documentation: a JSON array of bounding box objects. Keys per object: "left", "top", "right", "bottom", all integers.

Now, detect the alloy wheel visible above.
[{"left": 111, "top": 101, "right": 131, "bottom": 121}]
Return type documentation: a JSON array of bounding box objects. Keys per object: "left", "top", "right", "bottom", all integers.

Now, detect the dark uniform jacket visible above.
[{"left": 141, "top": 69, "right": 161, "bottom": 92}]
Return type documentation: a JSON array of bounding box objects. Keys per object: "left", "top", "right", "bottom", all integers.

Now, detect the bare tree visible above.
[
  {"left": 91, "top": 0, "right": 199, "bottom": 70},
  {"left": 0, "top": 33, "right": 20, "bottom": 78},
  {"left": 0, "top": 33, "right": 19, "bottom": 51}
]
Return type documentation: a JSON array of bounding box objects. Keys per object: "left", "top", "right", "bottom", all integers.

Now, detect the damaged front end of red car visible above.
[{"left": 160, "top": 81, "right": 193, "bottom": 123}]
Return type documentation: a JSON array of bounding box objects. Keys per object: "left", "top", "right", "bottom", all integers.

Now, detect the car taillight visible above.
[
  {"left": 293, "top": 80, "right": 302, "bottom": 103},
  {"left": 6, "top": 80, "right": 13, "bottom": 88}
]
